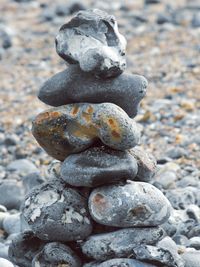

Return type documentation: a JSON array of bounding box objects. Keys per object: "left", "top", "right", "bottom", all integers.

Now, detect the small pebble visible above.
[
  {"left": 7, "top": 159, "right": 38, "bottom": 175},
  {"left": 3, "top": 213, "right": 21, "bottom": 235}
]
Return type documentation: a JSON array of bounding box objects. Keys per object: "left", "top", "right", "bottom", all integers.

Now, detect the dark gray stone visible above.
[
  {"left": 8, "top": 231, "right": 45, "bottom": 267},
  {"left": 82, "top": 227, "right": 165, "bottom": 260},
  {"left": 38, "top": 65, "right": 147, "bottom": 118},
  {"left": 32, "top": 103, "right": 141, "bottom": 161},
  {"left": 89, "top": 181, "right": 171, "bottom": 227},
  {"left": 21, "top": 181, "right": 93, "bottom": 241},
  {"left": 0, "top": 180, "right": 25, "bottom": 210},
  {"left": 129, "top": 146, "right": 156, "bottom": 182},
  {"left": 32, "top": 242, "right": 81, "bottom": 267},
  {"left": 61, "top": 146, "right": 138, "bottom": 187},
  {"left": 83, "top": 258, "right": 156, "bottom": 267},
  {"left": 56, "top": 9, "right": 127, "bottom": 78}
]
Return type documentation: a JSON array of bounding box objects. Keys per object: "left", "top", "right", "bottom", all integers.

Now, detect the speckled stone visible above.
[
  {"left": 129, "top": 146, "right": 157, "bottom": 182},
  {"left": 8, "top": 231, "right": 45, "bottom": 267},
  {"left": 88, "top": 181, "right": 171, "bottom": 227},
  {"left": 81, "top": 227, "right": 165, "bottom": 260},
  {"left": 56, "top": 9, "right": 126, "bottom": 78},
  {"left": 32, "top": 103, "right": 140, "bottom": 161},
  {"left": 61, "top": 145, "right": 138, "bottom": 187},
  {"left": 38, "top": 65, "right": 147, "bottom": 118},
  {"left": 21, "top": 180, "right": 93, "bottom": 241},
  {"left": 83, "top": 258, "right": 156, "bottom": 267},
  {"left": 32, "top": 242, "right": 81, "bottom": 267}
]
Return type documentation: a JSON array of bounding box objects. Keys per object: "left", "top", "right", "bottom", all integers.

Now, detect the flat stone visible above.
[
  {"left": 21, "top": 180, "right": 93, "bottom": 241},
  {"left": 133, "top": 237, "right": 184, "bottom": 267},
  {"left": 0, "top": 180, "right": 25, "bottom": 210},
  {"left": 82, "top": 227, "right": 165, "bottom": 260},
  {"left": 83, "top": 258, "right": 156, "bottom": 267},
  {"left": 129, "top": 146, "right": 157, "bottom": 182},
  {"left": 38, "top": 65, "right": 147, "bottom": 118},
  {"left": 88, "top": 181, "right": 171, "bottom": 227},
  {"left": 56, "top": 9, "right": 126, "bottom": 78},
  {"left": 61, "top": 145, "right": 138, "bottom": 187},
  {"left": 32, "top": 242, "right": 81, "bottom": 267},
  {"left": 32, "top": 103, "right": 140, "bottom": 161},
  {"left": 8, "top": 231, "right": 45, "bottom": 267}
]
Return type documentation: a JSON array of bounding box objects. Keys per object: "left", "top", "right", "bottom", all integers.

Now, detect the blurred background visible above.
[{"left": 0, "top": 0, "right": 199, "bottom": 181}]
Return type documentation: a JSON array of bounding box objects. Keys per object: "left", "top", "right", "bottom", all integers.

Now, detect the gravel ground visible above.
[{"left": 0, "top": 0, "right": 200, "bottom": 265}]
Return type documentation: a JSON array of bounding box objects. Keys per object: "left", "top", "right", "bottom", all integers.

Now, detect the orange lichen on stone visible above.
[
  {"left": 71, "top": 105, "right": 79, "bottom": 116},
  {"left": 35, "top": 111, "right": 61, "bottom": 124},
  {"left": 111, "top": 130, "right": 121, "bottom": 139},
  {"left": 107, "top": 117, "right": 121, "bottom": 139},
  {"left": 72, "top": 123, "right": 97, "bottom": 139}
]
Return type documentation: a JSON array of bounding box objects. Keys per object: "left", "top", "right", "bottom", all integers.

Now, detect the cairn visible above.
[{"left": 9, "top": 9, "right": 183, "bottom": 267}]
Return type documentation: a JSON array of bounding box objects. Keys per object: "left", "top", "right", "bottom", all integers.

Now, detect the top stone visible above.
[{"left": 56, "top": 9, "right": 127, "bottom": 78}]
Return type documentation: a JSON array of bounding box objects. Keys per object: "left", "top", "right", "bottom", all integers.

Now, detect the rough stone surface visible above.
[
  {"left": 8, "top": 231, "right": 45, "bottom": 267},
  {"left": 56, "top": 9, "right": 127, "bottom": 78},
  {"left": 81, "top": 227, "right": 165, "bottom": 260},
  {"left": 38, "top": 65, "right": 147, "bottom": 118},
  {"left": 83, "top": 258, "right": 156, "bottom": 267},
  {"left": 129, "top": 146, "right": 157, "bottom": 181},
  {"left": 32, "top": 103, "right": 140, "bottom": 161},
  {"left": 61, "top": 145, "right": 138, "bottom": 187},
  {"left": 32, "top": 242, "right": 81, "bottom": 267},
  {"left": 89, "top": 181, "right": 171, "bottom": 227},
  {"left": 21, "top": 180, "right": 93, "bottom": 241}
]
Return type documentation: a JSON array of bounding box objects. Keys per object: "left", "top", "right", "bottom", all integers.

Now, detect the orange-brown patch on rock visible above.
[
  {"left": 111, "top": 130, "right": 121, "bottom": 139},
  {"left": 87, "top": 105, "right": 94, "bottom": 114},
  {"left": 71, "top": 105, "right": 79, "bottom": 116},
  {"left": 34, "top": 111, "right": 61, "bottom": 124},
  {"left": 106, "top": 117, "right": 121, "bottom": 140},
  {"left": 72, "top": 123, "right": 97, "bottom": 139},
  {"left": 92, "top": 193, "right": 109, "bottom": 213}
]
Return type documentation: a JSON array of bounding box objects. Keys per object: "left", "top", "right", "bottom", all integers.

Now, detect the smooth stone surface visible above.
[
  {"left": 61, "top": 145, "right": 138, "bottom": 187},
  {"left": 181, "top": 251, "right": 200, "bottom": 267},
  {"left": 32, "top": 242, "right": 81, "bottom": 267},
  {"left": 56, "top": 9, "right": 126, "bottom": 78},
  {"left": 7, "top": 159, "right": 38, "bottom": 175},
  {"left": 0, "top": 180, "right": 25, "bottom": 210},
  {"left": 0, "top": 258, "right": 14, "bottom": 267},
  {"left": 129, "top": 146, "right": 156, "bottom": 182},
  {"left": 21, "top": 181, "right": 93, "bottom": 241},
  {"left": 3, "top": 213, "right": 21, "bottom": 235},
  {"left": 82, "top": 227, "right": 165, "bottom": 260},
  {"left": 0, "top": 243, "right": 9, "bottom": 260},
  {"left": 38, "top": 65, "right": 147, "bottom": 118},
  {"left": 22, "top": 172, "right": 45, "bottom": 194},
  {"left": 8, "top": 231, "right": 45, "bottom": 267},
  {"left": 89, "top": 181, "right": 171, "bottom": 227},
  {"left": 32, "top": 103, "right": 140, "bottom": 161},
  {"left": 189, "top": 237, "right": 200, "bottom": 250},
  {"left": 133, "top": 237, "right": 184, "bottom": 267},
  {"left": 83, "top": 258, "right": 156, "bottom": 267}
]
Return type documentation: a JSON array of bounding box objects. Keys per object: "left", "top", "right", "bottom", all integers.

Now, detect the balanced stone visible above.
[
  {"left": 81, "top": 227, "right": 165, "bottom": 260},
  {"left": 83, "top": 258, "right": 157, "bottom": 267},
  {"left": 89, "top": 181, "right": 171, "bottom": 227},
  {"left": 32, "top": 242, "right": 81, "bottom": 267},
  {"left": 32, "top": 103, "right": 140, "bottom": 161},
  {"left": 21, "top": 181, "right": 93, "bottom": 241},
  {"left": 61, "top": 145, "right": 138, "bottom": 187},
  {"left": 56, "top": 9, "right": 126, "bottom": 78},
  {"left": 129, "top": 146, "right": 157, "bottom": 182},
  {"left": 38, "top": 65, "right": 148, "bottom": 118},
  {"left": 8, "top": 231, "right": 45, "bottom": 267}
]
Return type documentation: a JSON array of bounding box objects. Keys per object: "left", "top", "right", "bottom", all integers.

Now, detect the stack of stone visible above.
[{"left": 9, "top": 9, "right": 181, "bottom": 267}]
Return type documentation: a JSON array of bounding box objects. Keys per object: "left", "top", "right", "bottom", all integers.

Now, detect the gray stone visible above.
[
  {"left": 0, "top": 243, "right": 9, "bottom": 260},
  {"left": 56, "top": 9, "right": 126, "bottom": 78},
  {"left": 3, "top": 213, "right": 21, "bottom": 235},
  {"left": 82, "top": 227, "right": 165, "bottom": 260},
  {"left": 7, "top": 159, "right": 38, "bottom": 175},
  {"left": 129, "top": 146, "right": 156, "bottom": 182},
  {"left": 32, "top": 242, "right": 81, "bottom": 267},
  {"left": 191, "top": 13, "right": 200, "bottom": 28},
  {"left": 21, "top": 181, "right": 93, "bottom": 241},
  {"left": 89, "top": 181, "right": 171, "bottom": 227},
  {"left": 38, "top": 65, "right": 147, "bottom": 118},
  {"left": 189, "top": 237, "right": 200, "bottom": 250},
  {"left": 32, "top": 103, "right": 141, "bottom": 161},
  {"left": 22, "top": 172, "right": 45, "bottom": 194},
  {"left": 181, "top": 251, "right": 200, "bottom": 267},
  {"left": 61, "top": 146, "right": 138, "bottom": 187},
  {"left": 133, "top": 237, "right": 184, "bottom": 267},
  {"left": 0, "top": 180, "right": 25, "bottom": 210},
  {"left": 83, "top": 259, "right": 156, "bottom": 267},
  {"left": 0, "top": 258, "right": 14, "bottom": 267},
  {"left": 8, "top": 231, "right": 45, "bottom": 267}
]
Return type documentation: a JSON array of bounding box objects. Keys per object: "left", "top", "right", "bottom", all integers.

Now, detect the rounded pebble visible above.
[{"left": 89, "top": 181, "right": 171, "bottom": 227}]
